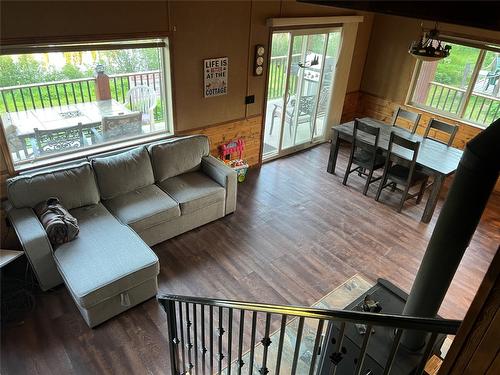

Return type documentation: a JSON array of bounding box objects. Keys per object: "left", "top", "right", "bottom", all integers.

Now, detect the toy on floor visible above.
[{"left": 218, "top": 139, "right": 249, "bottom": 182}]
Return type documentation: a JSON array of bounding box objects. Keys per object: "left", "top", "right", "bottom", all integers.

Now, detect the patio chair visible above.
[
  {"left": 484, "top": 56, "right": 500, "bottom": 92},
  {"left": 33, "top": 123, "right": 87, "bottom": 157},
  {"left": 423, "top": 118, "right": 458, "bottom": 146},
  {"left": 375, "top": 132, "right": 429, "bottom": 213},
  {"left": 125, "top": 85, "right": 157, "bottom": 131},
  {"left": 343, "top": 119, "right": 386, "bottom": 195},
  {"left": 391, "top": 106, "right": 421, "bottom": 133},
  {"left": 269, "top": 85, "right": 330, "bottom": 136},
  {"left": 4, "top": 124, "right": 30, "bottom": 161},
  {"left": 96, "top": 112, "right": 143, "bottom": 142}
]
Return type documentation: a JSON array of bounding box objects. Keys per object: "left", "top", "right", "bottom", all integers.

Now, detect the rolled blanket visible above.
[{"left": 34, "top": 197, "right": 79, "bottom": 247}]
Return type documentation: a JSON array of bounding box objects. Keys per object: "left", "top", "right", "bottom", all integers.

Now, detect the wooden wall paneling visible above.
[{"left": 179, "top": 116, "right": 263, "bottom": 167}]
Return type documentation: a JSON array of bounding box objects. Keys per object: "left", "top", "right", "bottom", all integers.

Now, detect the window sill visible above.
[
  {"left": 14, "top": 132, "right": 174, "bottom": 174},
  {"left": 404, "top": 103, "right": 489, "bottom": 131}
]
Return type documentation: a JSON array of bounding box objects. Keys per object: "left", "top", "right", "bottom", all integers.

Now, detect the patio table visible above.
[
  {"left": 1, "top": 99, "right": 131, "bottom": 142},
  {"left": 327, "top": 117, "right": 464, "bottom": 223}
]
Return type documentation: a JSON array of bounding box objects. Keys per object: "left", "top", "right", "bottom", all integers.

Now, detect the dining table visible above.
[{"left": 327, "top": 117, "right": 464, "bottom": 223}]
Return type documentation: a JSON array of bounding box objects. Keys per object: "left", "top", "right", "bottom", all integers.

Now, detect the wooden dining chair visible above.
[
  {"left": 391, "top": 106, "right": 421, "bottom": 134},
  {"left": 343, "top": 119, "right": 386, "bottom": 195},
  {"left": 375, "top": 132, "right": 429, "bottom": 213},
  {"left": 423, "top": 118, "right": 458, "bottom": 146}
]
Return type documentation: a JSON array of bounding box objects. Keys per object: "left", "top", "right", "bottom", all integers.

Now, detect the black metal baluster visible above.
[
  {"left": 382, "top": 328, "right": 403, "bottom": 375},
  {"left": 248, "top": 311, "right": 258, "bottom": 375},
  {"left": 186, "top": 302, "right": 193, "bottom": 372},
  {"left": 200, "top": 304, "right": 207, "bottom": 375},
  {"left": 209, "top": 305, "right": 214, "bottom": 374},
  {"left": 414, "top": 332, "right": 438, "bottom": 375},
  {"left": 436, "top": 86, "right": 444, "bottom": 108},
  {"left": 113, "top": 78, "right": 119, "bottom": 101},
  {"left": 120, "top": 77, "right": 126, "bottom": 102},
  {"left": 10, "top": 91, "right": 18, "bottom": 112},
  {"left": 354, "top": 324, "right": 373, "bottom": 375},
  {"left": 217, "top": 306, "right": 225, "bottom": 375},
  {"left": 290, "top": 317, "right": 305, "bottom": 375},
  {"left": 45, "top": 85, "right": 53, "bottom": 107},
  {"left": 140, "top": 74, "right": 144, "bottom": 85},
  {"left": 146, "top": 74, "right": 150, "bottom": 86},
  {"left": 259, "top": 313, "right": 272, "bottom": 375},
  {"left": 78, "top": 82, "right": 84, "bottom": 102},
  {"left": 86, "top": 81, "right": 92, "bottom": 101},
  {"left": 165, "top": 300, "right": 180, "bottom": 375},
  {"left": 70, "top": 83, "right": 77, "bottom": 104},
  {"left": 133, "top": 75, "right": 137, "bottom": 86},
  {"left": 1, "top": 91, "right": 9, "bottom": 112},
  {"left": 178, "top": 301, "right": 187, "bottom": 374},
  {"left": 19, "top": 88, "right": 27, "bottom": 111},
  {"left": 308, "top": 319, "right": 324, "bottom": 375},
  {"left": 28, "top": 87, "right": 36, "bottom": 109},
  {"left": 236, "top": 310, "right": 245, "bottom": 375},
  {"left": 62, "top": 83, "right": 69, "bottom": 105},
  {"left": 193, "top": 304, "right": 199, "bottom": 375},
  {"left": 54, "top": 85, "right": 62, "bottom": 107},
  {"left": 274, "top": 315, "right": 287, "bottom": 375},
  {"left": 332, "top": 322, "right": 346, "bottom": 375},
  {"left": 492, "top": 101, "right": 500, "bottom": 122},
  {"left": 227, "top": 308, "right": 233, "bottom": 375}
]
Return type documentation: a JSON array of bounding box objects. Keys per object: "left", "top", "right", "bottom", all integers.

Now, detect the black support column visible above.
[{"left": 402, "top": 119, "right": 500, "bottom": 350}]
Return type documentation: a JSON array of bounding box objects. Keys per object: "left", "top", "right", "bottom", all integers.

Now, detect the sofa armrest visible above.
[
  {"left": 201, "top": 155, "right": 237, "bottom": 214},
  {"left": 6, "top": 205, "right": 63, "bottom": 291}
]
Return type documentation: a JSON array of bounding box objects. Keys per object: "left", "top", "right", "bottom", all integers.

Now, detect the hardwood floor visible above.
[{"left": 1, "top": 143, "right": 498, "bottom": 374}]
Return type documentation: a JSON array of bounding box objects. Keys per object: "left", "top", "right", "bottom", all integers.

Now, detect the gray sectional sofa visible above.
[{"left": 6, "top": 135, "right": 237, "bottom": 327}]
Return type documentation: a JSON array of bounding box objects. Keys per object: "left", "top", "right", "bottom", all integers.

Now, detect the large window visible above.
[
  {"left": 408, "top": 39, "right": 500, "bottom": 128},
  {"left": 0, "top": 39, "right": 173, "bottom": 170}
]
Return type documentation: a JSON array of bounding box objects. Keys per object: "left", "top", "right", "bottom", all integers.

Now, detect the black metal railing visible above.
[
  {"left": 0, "top": 70, "right": 161, "bottom": 113},
  {"left": 158, "top": 294, "right": 461, "bottom": 375}
]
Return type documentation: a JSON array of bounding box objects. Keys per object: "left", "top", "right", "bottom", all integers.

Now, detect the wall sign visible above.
[{"left": 204, "top": 57, "right": 228, "bottom": 98}]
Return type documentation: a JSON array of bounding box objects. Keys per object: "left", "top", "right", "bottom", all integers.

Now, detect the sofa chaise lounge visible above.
[{"left": 6, "top": 135, "right": 237, "bottom": 327}]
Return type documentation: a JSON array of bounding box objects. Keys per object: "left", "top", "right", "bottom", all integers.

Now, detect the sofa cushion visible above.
[
  {"left": 148, "top": 135, "right": 210, "bottom": 182},
  {"left": 53, "top": 203, "right": 159, "bottom": 309},
  {"left": 158, "top": 172, "right": 225, "bottom": 215},
  {"left": 7, "top": 162, "right": 100, "bottom": 210},
  {"left": 104, "top": 184, "right": 180, "bottom": 232},
  {"left": 91, "top": 146, "right": 155, "bottom": 200}
]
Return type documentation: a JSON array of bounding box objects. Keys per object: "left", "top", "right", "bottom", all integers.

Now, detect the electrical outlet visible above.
[{"left": 245, "top": 95, "right": 255, "bottom": 104}]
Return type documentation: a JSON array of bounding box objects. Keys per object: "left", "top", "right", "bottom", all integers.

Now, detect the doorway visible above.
[{"left": 263, "top": 28, "right": 341, "bottom": 160}]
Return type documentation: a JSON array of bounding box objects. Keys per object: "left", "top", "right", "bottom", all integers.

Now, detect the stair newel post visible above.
[
  {"left": 165, "top": 299, "right": 180, "bottom": 375},
  {"left": 401, "top": 119, "right": 500, "bottom": 350}
]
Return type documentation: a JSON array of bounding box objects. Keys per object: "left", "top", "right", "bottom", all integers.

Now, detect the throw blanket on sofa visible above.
[{"left": 35, "top": 197, "right": 79, "bottom": 247}]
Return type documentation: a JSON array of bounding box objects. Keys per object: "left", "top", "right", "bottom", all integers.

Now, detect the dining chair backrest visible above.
[
  {"left": 34, "top": 123, "right": 85, "bottom": 156},
  {"left": 101, "top": 112, "right": 143, "bottom": 141},
  {"left": 423, "top": 118, "right": 458, "bottom": 146},
  {"left": 352, "top": 118, "right": 380, "bottom": 152},
  {"left": 391, "top": 106, "right": 421, "bottom": 133},
  {"left": 387, "top": 132, "right": 420, "bottom": 169},
  {"left": 126, "top": 85, "right": 157, "bottom": 115}
]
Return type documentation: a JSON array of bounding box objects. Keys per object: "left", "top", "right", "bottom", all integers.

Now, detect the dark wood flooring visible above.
[{"left": 1, "top": 143, "right": 499, "bottom": 374}]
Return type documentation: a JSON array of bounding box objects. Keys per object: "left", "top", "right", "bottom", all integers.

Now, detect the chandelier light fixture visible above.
[{"left": 409, "top": 23, "right": 451, "bottom": 61}]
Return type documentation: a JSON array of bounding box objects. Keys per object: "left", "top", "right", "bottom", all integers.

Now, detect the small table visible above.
[
  {"left": 0, "top": 250, "right": 23, "bottom": 268},
  {"left": 327, "top": 118, "right": 463, "bottom": 223}
]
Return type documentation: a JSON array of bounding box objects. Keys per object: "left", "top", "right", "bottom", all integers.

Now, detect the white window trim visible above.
[{"left": 406, "top": 39, "right": 500, "bottom": 129}]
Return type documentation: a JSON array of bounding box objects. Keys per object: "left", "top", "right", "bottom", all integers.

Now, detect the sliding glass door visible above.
[{"left": 263, "top": 28, "right": 341, "bottom": 160}]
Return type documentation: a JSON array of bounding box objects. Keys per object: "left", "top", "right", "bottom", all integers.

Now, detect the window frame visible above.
[
  {"left": 0, "top": 37, "right": 174, "bottom": 173},
  {"left": 406, "top": 37, "right": 500, "bottom": 129}
]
